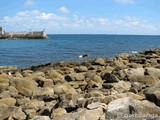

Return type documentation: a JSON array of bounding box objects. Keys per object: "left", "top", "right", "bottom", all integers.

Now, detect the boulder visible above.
[
  {"left": 0, "top": 73, "right": 10, "bottom": 92},
  {"left": 53, "top": 83, "right": 77, "bottom": 95},
  {"left": 145, "top": 67, "right": 160, "bottom": 78},
  {"left": 47, "top": 70, "right": 64, "bottom": 81},
  {"left": 59, "top": 93, "right": 80, "bottom": 110},
  {"left": 51, "top": 108, "right": 67, "bottom": 118},
  {"left": 0, "top": 98, "right": 16, "bottom": 106},
  {"left": 0, "top": 91, "right": 10, "bottom": 98},
  {"left": 103, "top": 73, "right": 120, "bottom": 83},
  {"left": 75, "top": 66, "right": 88, "bottom": 72},
  {"left": 65, "top": 73, "right": 85, "bottom": 82},
  {"left": 145, "top": 83, "right": 160, "bottom": 107},
  {"left": 9, "top": 77, "right": 38, "bottom": 97},
  {"left": 117, "top": 53, "right": 132, "bottom": 60},
  {"left": 0, "top": 105, "right": 26, "bottom": 120},
  {"left": 21, "top": 99, "right": 45, "bottom": 111},
  {"left": 106, "top": 97, "right": 160, "bottom": 120},
  {"left": 88, "top": 75, "right": 103, "bottom": 88},
  {"left": 93, "top": 58, "right": 105, "bottom": 65},
  {"left": 24, "top": 109, "right": 36, "bottom": 119},
  {"left": 111, "top": 81, "right": 131, "bottom": 93}
]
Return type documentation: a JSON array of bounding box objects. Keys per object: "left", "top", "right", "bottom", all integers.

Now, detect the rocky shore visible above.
[{"left": 1, "top": 49, "right": 160, "bottom": 120}]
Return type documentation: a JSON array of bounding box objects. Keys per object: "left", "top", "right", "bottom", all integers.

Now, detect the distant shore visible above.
[{"left": 1, "top": 48, "right": 160, "bottom": 119}]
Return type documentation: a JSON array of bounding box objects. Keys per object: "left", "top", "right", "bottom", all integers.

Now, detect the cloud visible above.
[
  {"left": 24, "top": 0, "right": 35, "bottom": 6},
  {"left": 114, "top": 0, "right": 134, "bottom": 4},
  {"left": 58, "top": 6, "right": 69, "bottom": 13},
  {"left": 0, "top": 10, "right": 159, "bottom": 34}
]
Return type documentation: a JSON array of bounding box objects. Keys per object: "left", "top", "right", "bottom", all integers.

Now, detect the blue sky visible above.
[{"left": 0, "top": 0, "right": 160, "bottom": 34}]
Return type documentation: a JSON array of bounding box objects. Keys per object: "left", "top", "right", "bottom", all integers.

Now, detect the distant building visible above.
[
  {"left": 0, "top": 27, "right": 47, "bottom": 39},
  {"left": 0, "top": 27, "right": 5, "bottom": 35}
]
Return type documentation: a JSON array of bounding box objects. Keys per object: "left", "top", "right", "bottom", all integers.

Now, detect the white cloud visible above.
[
  {"left": 58, "top": 6, "right": 69, "bottom": 13},
  {"left": 114, "top": 0, "right": 134, "bottom": 4},
  {"left": 24, "top": 0, "right": 35, "bottom": 6},
  {"left": 0, "top": 10, "right": 159, "bottom": 34}
]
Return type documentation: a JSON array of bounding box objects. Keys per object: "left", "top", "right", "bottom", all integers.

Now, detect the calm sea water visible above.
[{"left": 0, "top": 34, "right": 160, "bottom": 68}]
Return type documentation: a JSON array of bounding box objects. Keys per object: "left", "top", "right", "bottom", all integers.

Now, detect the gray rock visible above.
[
  {"left": 106, "top": 97, "right": 160, "bottom": 120},
  {"left": 145, "top": 83, "right": 160, "bottom": 107}
]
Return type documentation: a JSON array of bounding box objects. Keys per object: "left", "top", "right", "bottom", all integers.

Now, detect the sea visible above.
[{"left": 0, "top": 34, "right": 160, "bottom": 68}]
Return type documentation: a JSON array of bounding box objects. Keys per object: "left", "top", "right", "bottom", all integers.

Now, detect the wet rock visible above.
[{"left": 51, "top": 108, "right": 67, "bottom": 118}]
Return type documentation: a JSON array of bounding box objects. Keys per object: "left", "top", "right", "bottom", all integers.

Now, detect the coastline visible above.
[{"left": 1, "top": 48, "right": 160, "bottom": 119}]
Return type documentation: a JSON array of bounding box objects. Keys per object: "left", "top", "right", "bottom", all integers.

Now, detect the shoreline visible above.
[{"left": 1, "top": 48, "right": 160, "bottom": 119}]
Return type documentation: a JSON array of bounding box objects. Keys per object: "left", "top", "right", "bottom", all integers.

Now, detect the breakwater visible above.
[
  {"left": 1, "top": 48, "right": 160, "bottom": 119},
  {"left": 0, "top": 27, "right": 47, "bottom": 39}
]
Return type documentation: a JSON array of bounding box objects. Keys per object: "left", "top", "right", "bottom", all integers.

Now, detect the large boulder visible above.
[
  {"left": 145, "top": 67, "right": 160, "bottom": 78},
  {"left": 106, "top": 97, "right": 160, "bottom": 120},
  {"left": 145, "top": 83, "right": 160, "bottom": 107},
  {"left": 9, "top": 77, "right": 38, "bottom": 97}
]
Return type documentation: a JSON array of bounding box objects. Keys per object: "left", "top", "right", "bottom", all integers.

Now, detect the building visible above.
[
  {"left": 0, "top": 27, "right": 5, "bottom": 35},
  {"left": 0, "top": 27, "right": 47, "bottom": 39}
]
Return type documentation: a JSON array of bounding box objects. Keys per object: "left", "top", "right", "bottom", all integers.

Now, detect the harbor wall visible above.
[{"left": 0, "top": 27, "right": 47, "bottom": 39}]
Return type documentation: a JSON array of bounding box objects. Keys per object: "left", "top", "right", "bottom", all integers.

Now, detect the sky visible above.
[{"left": 0, "top": 0, "right": 160, "bottom": 35}]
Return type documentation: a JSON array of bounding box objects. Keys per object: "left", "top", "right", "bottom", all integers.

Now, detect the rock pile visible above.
[{"left": 1, "top": 48, "right": 160, "bottom": 120}]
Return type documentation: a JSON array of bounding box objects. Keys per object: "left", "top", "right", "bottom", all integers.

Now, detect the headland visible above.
[
  {"left": 0, "top": 27, "right": 47, "bottom": 39},
  {"left": 1, "top": 48, "right": 160, "bottom": 119}
]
